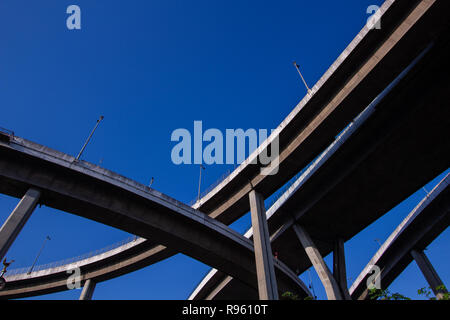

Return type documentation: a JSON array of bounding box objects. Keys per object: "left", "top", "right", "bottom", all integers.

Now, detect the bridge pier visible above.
[
  {"left": 411, "top": 250, "right": 448, "bottom": 300},
  {"left": 0, "top": 188, "right": 41, "bottom": 261},
  {"left": 79, "top": 279, "right": 96, "bottom": 300},
  {"left": 293, "top": 224, "right": 343, "bottom": 300},
  {"left": 249, "top": 190, "right": 278, "bottom": 300},
  {"left": 333, "top": 238, "right": 351, "bottom": 300}
]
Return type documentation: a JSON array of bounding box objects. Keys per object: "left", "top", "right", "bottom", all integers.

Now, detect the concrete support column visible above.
[
  {"left": 293, "top": 224, "right": 343, "bottom": 300},
  {"left": 0, "top": 188, "right": 41, "bottom": 261},
  {"left": 79, "top": 279, "right": 96, "bottom": 300},
  {"left": 249, "top": 190, "right": 278, "bottom": 300},
  {"left": 411, "top": 250, "right": 448, "bottom": 300},
  {"left": 333, "top": 238, "right": 352, "bottom": 300}
]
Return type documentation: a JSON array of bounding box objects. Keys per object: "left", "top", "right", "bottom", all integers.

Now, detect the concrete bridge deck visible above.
[
  {"left": 0, "top": 0, "right": 449, "bottom": 299},
  {"left": 349, "top": 173, "right": 450, "bottom": 300},
  {"left": 193, "top": 0, "right": 449, "bottom": 225},
  {"left": 0, "top": 135, "right": 308, "bottom": 298},
  {"left": 189, "top": 27, "right": 450, "bottom": 299}
]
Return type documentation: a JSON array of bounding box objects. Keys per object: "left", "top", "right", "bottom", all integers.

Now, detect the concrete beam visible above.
[
  {"left": 349, "top": 171, "right": 449, "bottom": 299},
  {"left": 411, "top": 250, "right": 448, "bottom": 300},
  {"left": 293, "top": 224, "right": 342, "bottom": 300},
  {"left": 206, "top": 276, "right": 233, "bottom": 300},
  {"left": 333, "top": 238, "right": 351, "bottom": 300},
  {"left": 79, "top": 279, "right": 96, "bottom": 300},
  {"left": 0, "top": 188, "right": 40, "bottom": 261},
  {"left": 249, "top": 190, "right": 278, "bottom": 300}
]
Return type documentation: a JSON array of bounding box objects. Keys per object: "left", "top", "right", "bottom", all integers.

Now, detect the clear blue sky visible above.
[{"left": 0, "top": 0, "right": 447, "bottom": 300}]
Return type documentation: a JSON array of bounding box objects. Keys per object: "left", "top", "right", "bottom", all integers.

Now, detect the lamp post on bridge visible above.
[
  {"left": 28, "top": 236, "right": 50, "bottom": 275},
  {"left": 293, "top": 61, "right": 312, "bottom": 94},
  {"left": 76, "top": 115, "right": 104, "bottom": 161},
  {"left": 197, "top": 164, "right": 205, "bottom": 203}
]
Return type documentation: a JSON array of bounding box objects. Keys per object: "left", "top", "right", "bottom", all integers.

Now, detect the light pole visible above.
[
  {"left": 374, "top": 239, "right": 382, "bottom": 247},
  {"left": 197, "top": 164, "right": 205, "bottom": 202},
  {"left": 293, "top": 61, "right": 312, "bottom": 94},
  {"left": 28, "top": 236, "right": 51, "bottom": 274},
  {"left": 76, "top": 115, "right": 104, "bottom": 161}
]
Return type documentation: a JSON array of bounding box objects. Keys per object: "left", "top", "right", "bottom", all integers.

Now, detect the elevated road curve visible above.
[
  {"left": 350, "top": 173, "right": 450, "bottom": 300},
  {"left": 2, "top": 239, "right": 175, "bottom": 299},
  {"left": 1, "top": 0, "right": 449, "bottom": 299},
  {"left": 190, "top": 27, "right": 450, "bottom": 299},
  {"left": 106, "top": 0, "right": 450, "bottom": 281}
]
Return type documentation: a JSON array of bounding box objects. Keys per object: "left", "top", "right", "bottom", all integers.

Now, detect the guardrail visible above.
[{"left": 5, "top": 236, "right": 142, "bottom": 277}]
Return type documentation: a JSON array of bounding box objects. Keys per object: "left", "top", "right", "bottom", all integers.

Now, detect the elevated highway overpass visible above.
[
  {"left": 0, "top": 0, "right": 448, "bottom": 299},
  {"left": 349, "top": 173, "right": 449, "bottom": 300},
  {"left": 191, "top": 0, "right": 450, "bottom": 225},
  {"left": 190, "top": 169, "right": 449, "bottom": 300},
  {"left": 189, "top": 18, "right": 450, "bottom": 298},
  {"left": 0, "top": 135, "right": 309, "bottom": 299}
]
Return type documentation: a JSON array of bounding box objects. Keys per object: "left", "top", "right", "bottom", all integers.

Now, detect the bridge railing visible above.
[
  {"left": 5, "top": 236, "right": 141, "bottom": 277},
  {"left": 0, "top": 127, "right": 14, "bottom": 143},
  {"left": 189, "top": 169, "right": 232, "bottom": 206}
]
